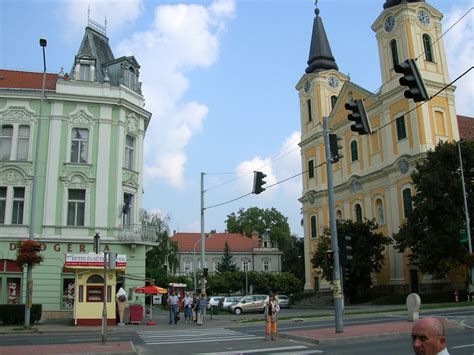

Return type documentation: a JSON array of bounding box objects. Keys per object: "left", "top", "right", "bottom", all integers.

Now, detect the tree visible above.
[
  {"left": 226, "top": 207, "right": 292, "bottom": 252},
  {"left": 393, "top": 141, "right": 474, "bottom": 279},
  {"left": 312, "top": 219, "right": 390, "bottom": 298},
  {"left": 216, "top": 241, "right": 239, "bottom": 272},
  {"left": 142, "top": 210, "right": 179, "bottom": 285},
  {"left": 282, "top": 235, "right": 305, "bottom": 280}
]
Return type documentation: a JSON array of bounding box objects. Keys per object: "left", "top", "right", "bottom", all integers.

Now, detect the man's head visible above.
[{"left": 411, "top": 317, "right": 447, "bottom": 355}]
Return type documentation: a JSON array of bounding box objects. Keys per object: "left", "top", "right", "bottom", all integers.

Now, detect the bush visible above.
[{"left": 0, "top": 304, "right": 42, "bottom": 325}]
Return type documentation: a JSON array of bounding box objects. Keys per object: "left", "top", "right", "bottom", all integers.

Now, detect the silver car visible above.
[
  {"left": 230, "top": 294, "right": 268, "bottom": 315},
  {"left": 206, "top": 296, "right": 225, "bottom": 310},
  {"left": 221, "top": 296, "right": 242, "bottom": 311},
  {"left": 277, "top": 294, "right": 290, "bottom": 308}
]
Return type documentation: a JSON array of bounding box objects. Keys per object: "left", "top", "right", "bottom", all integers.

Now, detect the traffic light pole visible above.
[
  {"left": 200, "top": 172, "right": 206, "bottom": 296},
  {"left": 323, "top": 116, "right": 344, "bottom": 333}
]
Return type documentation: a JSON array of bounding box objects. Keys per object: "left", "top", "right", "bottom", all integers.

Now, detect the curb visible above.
[{"left": 279, "top": 330, "right": 410, "bottom": 345}]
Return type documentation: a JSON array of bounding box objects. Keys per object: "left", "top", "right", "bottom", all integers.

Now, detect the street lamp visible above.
[
  {"left": 193, "top": 238, "right": 201, "bottom": 292},
  {"left": 25, "top": 38, "right": 47, "bottom": 327}
]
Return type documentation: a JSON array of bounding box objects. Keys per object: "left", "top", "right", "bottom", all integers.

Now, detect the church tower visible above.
[{"left": 298, "top": 1, "right": 459, "bottom": 293}]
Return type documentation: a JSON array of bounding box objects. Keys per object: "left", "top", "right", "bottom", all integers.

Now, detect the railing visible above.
[{"left": 117, "top": 224, "right": 160, "bottom": 243}]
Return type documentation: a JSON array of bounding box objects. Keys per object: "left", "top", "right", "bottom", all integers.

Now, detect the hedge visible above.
[{"left": 0, "top": 304, "right": 42, "bottom": 325}]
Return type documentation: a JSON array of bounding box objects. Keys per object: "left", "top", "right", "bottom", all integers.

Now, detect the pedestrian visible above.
[
  {"left": 411, "top": 317, "right": 449, "bottom": 355},
  {"left": 264, "top": 293, "right": 280, "bottom": 341},
  {"left": 196, "top": 293, "right": 207, "bottom": 325},
  {"left": 183, "top": 292, "right": 193, "bottom": 323},
  {"left": 167, "top": 290, "right": 179, "bottom": 325},
  {"left": 467, "top": 282, "right": 473, "bottom": 302}
]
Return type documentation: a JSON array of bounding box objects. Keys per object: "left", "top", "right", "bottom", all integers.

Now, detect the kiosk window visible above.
[
  {"left": 79, "top": 285, "right": 84, "bottom": 302},
  {"left": 87, "top": 286, "right": 104, "bottom": 302}
]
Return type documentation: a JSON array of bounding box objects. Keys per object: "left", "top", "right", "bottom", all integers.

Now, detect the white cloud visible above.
[
  {"left": 113, "top": 0, "right": 236, "bottom": 188},
  {"left": 444, "top": 3, "right": 474, "bottom": 116}
]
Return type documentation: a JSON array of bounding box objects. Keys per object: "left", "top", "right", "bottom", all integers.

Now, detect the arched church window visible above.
[
  {"left": 390, "top": 39, "right": 399, "bottom": 67},
  {"left": 331, "top": 95, "right": 338, "bottom": 110},
  {"left": 350, "top": 140, "right": 359, "bottom": 162},
  {"left": 307, "top": 99, "right": 312, "bottom": 122},
  {"left": 423, "top": 34, "right": 434, "bottom": 62}
]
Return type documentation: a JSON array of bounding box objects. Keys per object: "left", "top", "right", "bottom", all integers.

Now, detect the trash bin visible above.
[{"left": 129, "top": 304, "right": 144, "bottom": 324}]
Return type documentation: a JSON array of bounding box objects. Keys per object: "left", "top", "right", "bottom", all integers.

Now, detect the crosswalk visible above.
[{"left": 137, "top": 328, "right": 261, "bottom": 345}]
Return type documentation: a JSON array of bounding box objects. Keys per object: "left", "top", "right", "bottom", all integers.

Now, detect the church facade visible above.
[{"left": 297, "top": 0, "right": 460, "bottom": 294}]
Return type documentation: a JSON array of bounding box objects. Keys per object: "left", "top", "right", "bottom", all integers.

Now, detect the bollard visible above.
[
  {"left": 406, "top": 293, "right": 421, "bottom": 322},
  {"left": 454, "top": 290, "right": 459, "bottom": 303}
]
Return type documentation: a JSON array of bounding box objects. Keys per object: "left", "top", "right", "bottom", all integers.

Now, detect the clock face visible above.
[
  {"left": 328, "top": 76, "right": 339, "bottom": 89},
  {"left": 384, "top": 15, "right": 395, "bottom": 32},
  {"left": 417, "top": 10, "right": 430, "bottom": 26},
  {"left": 304, "top": 80, "right": 311, "bottom": 93}
]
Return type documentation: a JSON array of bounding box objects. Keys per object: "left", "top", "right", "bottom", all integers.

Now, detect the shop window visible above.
[
  {"left": 62, "top": 278, "right": 75, "bottom": 309},
  {"left": 7, "top": 278, "right": 21, "bottom": 304},
  {"left": 87, "top": 286, "right": 104, "bottom": 302},
  {"left": 87, "top": 274, "right": 104, "bottom": 283}
]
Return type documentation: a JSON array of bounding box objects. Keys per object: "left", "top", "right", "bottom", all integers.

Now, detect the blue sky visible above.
[{"left": 1, "top": 0, "right": 473, "bottom": 238}]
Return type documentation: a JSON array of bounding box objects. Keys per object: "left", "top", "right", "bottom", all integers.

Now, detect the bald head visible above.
[{"left": 411, "top": 317, "right": 447, "bottom": 355}]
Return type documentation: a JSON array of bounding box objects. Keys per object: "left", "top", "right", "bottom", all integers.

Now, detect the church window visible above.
[
  {"left": 310, "top": 215, "right": 318, "bottom": 239},
  {"left": 308, "top": 159, "right": 314, "bottom": 179},
  {"left": 396, "top": 115, "right": 407, "bottom": 140},
  {"left": 307, "top": 99, "right": 312, "bottom": 122},
  {"left": 435, "top": 111, "right": 446, "bottom": 136},
  {"left": 375, "top": 199, "right": 385, "bottom": 225},
  {"left": 336, "top": 209, "right": 343, "bottom": 220},
  {"left": 67, "top": 189, "right": 85, "bottom": 226},
  {"left": 70, "top": 128, "right": 89, "bottom": 163},
  {"left": 350, "top": 140, "right": 359, "bottom": 162},
  {"left": 402, "top": 188, "right": 413, "bottom": 218},
  {"left": 354, "top": 203, "right": 363, "bottom": 223},
  {"left": 390, "top": 40, "right": 399, "bottom": 67},
  {"left": 331, "top": 95, "right": 338, "bottom": 110},
  {"left": 423, "top": 34, "right": 434, "bottom": 62}
]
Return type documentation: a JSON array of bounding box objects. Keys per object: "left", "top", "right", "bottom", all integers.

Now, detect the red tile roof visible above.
[
  {"left": 172, "top": 232, "right": 260, "bottom": 252},
  {"left": 458, "top": 115, "right": 474, "bottom": 140},
  {"left": 0, "top": 70, "right": 58, "bottom": 90}
]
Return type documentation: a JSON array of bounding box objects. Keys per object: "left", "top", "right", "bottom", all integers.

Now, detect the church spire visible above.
[
  {"left": 305, "top": 0, "right": 338, "bottom": 74},
  {"left": 383, "top": 0, "right": 425, "bottom": 9}
]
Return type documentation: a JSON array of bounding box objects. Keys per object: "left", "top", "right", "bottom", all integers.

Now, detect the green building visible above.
[{"left": 0, "top": 20, "right": 156, "bottom": 320}]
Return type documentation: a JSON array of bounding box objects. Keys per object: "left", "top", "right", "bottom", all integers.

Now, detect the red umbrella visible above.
[
  {"left": 135, "top": 285, "right": 168, "bottom": 294},
  {"left": 134, "top": 285, "right": 168, "bottom": 325}
]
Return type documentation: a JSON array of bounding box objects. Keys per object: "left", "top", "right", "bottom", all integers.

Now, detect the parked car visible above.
[
  {"left": 230, "top": 294, "right": 268, "bottom": 315},
  {"left": 277, "top": 294, "right": 290, "bottom": 308},
  {"left": 221, "top": 296, "right": 242, "bottom": 311},
  {"left": 207, "top": 296, "right": 225, "bottom": 310}
]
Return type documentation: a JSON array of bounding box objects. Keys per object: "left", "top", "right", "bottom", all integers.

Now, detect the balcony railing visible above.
[{"left": 117, "top": 224, "right": 160, "bottom": 243}]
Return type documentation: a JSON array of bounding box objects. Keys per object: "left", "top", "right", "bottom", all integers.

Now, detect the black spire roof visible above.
[
  {"left": 305, "top": 5, "right": 338, "bottom": 74},
  {"left": 383, "top": 0, "right": 425, "bottom": 9}
]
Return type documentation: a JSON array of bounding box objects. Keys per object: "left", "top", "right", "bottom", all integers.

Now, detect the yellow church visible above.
[{"left": 297, "top": 0, "right": 460, "bottom": 294}]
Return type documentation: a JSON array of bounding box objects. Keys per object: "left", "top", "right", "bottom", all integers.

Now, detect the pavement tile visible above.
[{"left": 0, "top": 341, "right": 136, "bottom": 355}]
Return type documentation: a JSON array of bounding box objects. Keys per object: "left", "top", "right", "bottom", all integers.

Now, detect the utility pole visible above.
[
  {"left": 458, "top": 142, "right": 473, "bottom": 284},
  {"left": 323, "top": 116, "right": 344, "bottom": 333},
  {"left": 102, "top": 250, "right": 108, "bottom": 344},
  {"left": 200, "top": 172, "right": 206, "bottom": 295},
  {"left": 25, "top": 38, "right": 47, "bottom": 327}
]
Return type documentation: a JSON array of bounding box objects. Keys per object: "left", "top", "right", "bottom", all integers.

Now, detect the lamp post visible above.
[
  {"left": 193, "top": 238, "right": 201, "bottom": 292},
  {"left": 25, "top": 38, "right": 47, "bottom": 327}
]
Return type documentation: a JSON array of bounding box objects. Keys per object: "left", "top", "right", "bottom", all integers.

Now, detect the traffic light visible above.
[
  {"left": 329, "top": 134, "right": 344, "bottom": 163},
  {"left": 337, "top": 235, "right": 353, "bottom": 267},
  {"left": 252, "top": 171, "right": 267, "bottom": 194},
  {"left": 203, "top": 267, "right": 208, "bottom": 277},
  {"left": 394, "top": 59, "right": 429, "bottom": 102},
  {"left": 105, "top": 251, "right": 117, "bottom": 270},
  {"left": 345, "top": 99, "right": 372, "bottom": 135},
  {"left": 326, "top": 249, "right": 334, "bottom": 266}
]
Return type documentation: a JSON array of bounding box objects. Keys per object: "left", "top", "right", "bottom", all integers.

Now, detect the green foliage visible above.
[
  {"left": 282, "top": 235, "right": 305, "bottom": 280},
  {"left": 0, "top": 304, "right": 42, "bottom": 324},
  {"left": 225, "top": 207, "right": 292, "bottom": 251},
  {"left": 312, "top": 219, "right": 391, "bottom": 298},
  {"left": 206, "top": 271, "right": 303, "bottom": 296},
  {"left": 216, "top": 241, "right": 239, "bottom": 273},
  {"left": 393, "top": 141, "right": 474, "bottom": 279},
  {"left": 142, "top": 210, "right": 180, "bottom": 284}
]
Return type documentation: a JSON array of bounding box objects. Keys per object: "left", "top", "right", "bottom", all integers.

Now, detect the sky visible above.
[{"left": 1, "top": 0, "right": 473, "bottom": 238}]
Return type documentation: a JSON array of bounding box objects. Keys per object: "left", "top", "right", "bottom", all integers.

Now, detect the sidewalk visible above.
[{"left": 0, "top": 304, "right": 472, "bottom": 354}]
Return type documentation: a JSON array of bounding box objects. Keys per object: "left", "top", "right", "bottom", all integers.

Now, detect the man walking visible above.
[
  {"left": 167, "top": 290, "right": 179, "bottom": 325},
  {"left": 411, "top": 317, "right": 449, "bottom": 355},
  {"left": 196, "top": 294, "right": 207, "bottom": 325}
]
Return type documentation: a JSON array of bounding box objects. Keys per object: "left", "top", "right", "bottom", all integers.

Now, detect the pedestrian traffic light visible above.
[
  {"left": 203, "top": 267, "right": 208, "bottom": 277},
  {"left": 394, "top": 59, "right": 429, "bottom": 102},
  {"left": 252, "top": 171, "right": 267, "bottom": 194},
  {"left": 326, "top": 249, "right": 334, "bottom": 267},
  {"left": 329, "top": 134, "right": 344, "bottom": 163},
  {"left": 337, "top": 235, "right": 353, "bottom": 266},
  {"left": 345, "top": 99, "right": 371, "bottom": 135}
]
